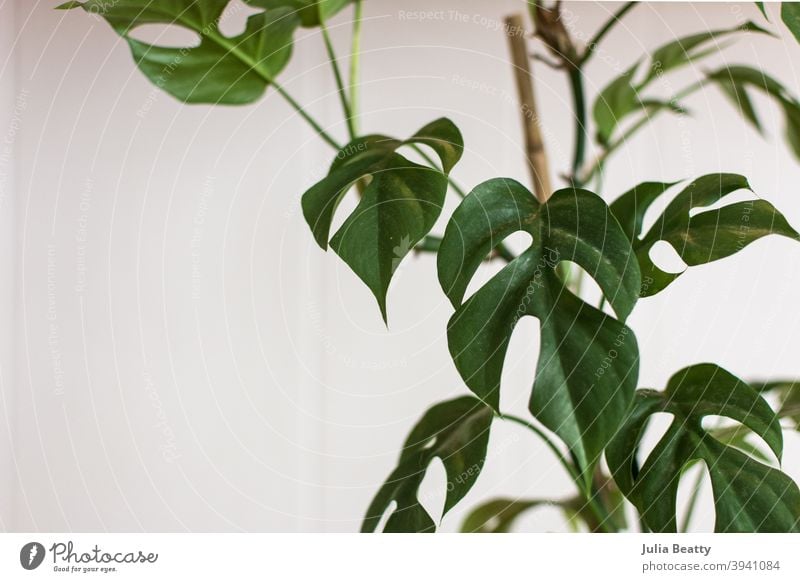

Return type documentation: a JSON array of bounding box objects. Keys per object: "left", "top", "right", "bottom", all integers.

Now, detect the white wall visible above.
[
  {"left": 1, "top": 0, "right": 799, "bottom": 532},
  {"left": 0, "top": 0, "right": 19, "bottom": 533}
]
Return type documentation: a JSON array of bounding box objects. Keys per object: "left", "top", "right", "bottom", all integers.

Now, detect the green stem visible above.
[
  {"left": 568, "top": 66, "right": 588, "bottom": 185},
  {"left": 349, "top": 0, "right": 363, "bottom": 135},
  {"left": 561, "top": 64, "right": 588, "bottom": 291},
  {"left": 418, "top": 235, "right": 515, "bottom": 263},
  {"left": 203, "top": 27, "right": 342, "bottom": 150},
  {"left": 579, "top": 2, "right": 637, "bottom": 66},
  {"left": 501, "top": 413, "right": 616, "bottom": 532},
  {"left": 526, "top": 0, "right": 538, "bottom": 25},
  {"left": 272, "top": 83, "right": 342, "bottom": 150},
  {"left": 416, "top": 234, "right": 514, "bottom": 262},
  {"left": 410, "top": 145, "right": 515, "bottom": 262},
  {"left": 581, "top": 80, "right": 706, "bottom": 184},
  {"left": 417, "top": 235, "right": 442, "bottom": 253},
  {"left": 320, "top": 21, "right": 356, "bottom": 141},
  {"left": 410, "top": 145, "right": 468, "bottom": 198},
  {"left": 502, "top": 414, "right": 577, "bottom": 480}
]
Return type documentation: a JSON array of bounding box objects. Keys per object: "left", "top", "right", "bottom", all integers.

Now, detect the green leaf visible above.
[
  {"left": 247, "top": 0, "right": 352, "bottom": 27},
  {"left": 607, "top": 364, "right": 800, "bottom": 532},
  {"left": 460, "top": 498, "right": 547, "bottom": 533},
  {"left": 609, "top": 181, "right": 679, "bottom": 241},
  {"left": 710, "top": 424, "right": 772, "bottom": 463},
  {"left": 609, "top": 173, "right": 800, "bottom": 297},
  {"left": 461, "top": 482, "right": 626, "bottom": 533},
  {"left": 782, "top": 3, "right": 800, "bottom": 43},
  {"left": 714, "top": 76, "right": 763, "bottom": 133},
  {"left": 707, "top": 65, "right": 800, "bottom": 160},
  {"left": 593, "top": 66, "right": 691, "bottom": 146},
  {"left": 62, "top": 1, "right": 300, "bottom": 104},
  {"left": 640, "top": 98, "right": 689, "bottom": 116},
  {"left": 438, "top": 179, "right": 641, "bottom": 481},
  {"left": 362, "top": 396, "right": 493, "bottom": 533},
  {"left": 753, "top": 380, "right": 800, "bottom": 429},
  {"left": 782, "top": 100, "right": 800, "bottom": 158},
  {"left": 756, "top": 2, "right": 768, "bottom": 20},
  {"left": 593, "top": 22, "right": 768, "bottom": 143},
  {"left": 593, "top": 64, "right": 640, "bottom": 146},
  {"left": 302, "top": 118, "right": 463, "bottom": 321},
  {"left": 644, "top": 21, "right": 770, "bottom": 83}
]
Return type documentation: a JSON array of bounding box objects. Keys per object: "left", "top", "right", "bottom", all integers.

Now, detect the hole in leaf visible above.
[
  {"left": 700, "top": 414, "right": 733, "bottom": 432},
  {"left": 127, "top": 24, "right": 201, "bottom": 48},
  {"left": 648, "top": 240, "right": 687, "bottom": 274},
  {"left": 636, "top": 411, "right": 674, "bottom": 463},
  {"left": 419, "top": 458, "right": 445, "bottom": 523},
  {"left": 676, "top": 460, "right": 710, "bottom": 532},
  {"left": 501, "top": 316, "right": 541, "bottom": 409},
  {"left": 218, "top": 0, "right": 262, "bottom": 37},
  {"left": 501, "top": 230, "right": 533, "bottom": 255},
  {"left": 326, "top": 183, "right": 362, "bottom": 237},
  {"left": 374, "top": 500, "right": 397, "bottom": 532},
  {"left": 420, "top": 436, "right": 438, "bottom": 450},
  {"left": 398, "top": 142, "right": 455, "bottom": 172},
  {"left": 687, "top": 190, "right": 754, "bottom": 217},
  {"left": 701, "top": 415, "right": 775, "bottom": 464},
  {"left": 461, "top": 231, "right": 534, "bottom": 302},
  {"left": 638, "top": 191, "right": 674, "bottom": 237},
  {"left": 557, "top": 261, "right": 602, "bottom": 305}
]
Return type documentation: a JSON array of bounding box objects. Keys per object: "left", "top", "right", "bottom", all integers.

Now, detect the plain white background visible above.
[{"left": 1, "top": 0, "right": 800, "bottom": 532}]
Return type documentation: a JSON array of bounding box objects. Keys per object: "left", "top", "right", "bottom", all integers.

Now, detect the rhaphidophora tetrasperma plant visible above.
[{"left": 59, "top": 0, "right": 800, "bottom": 532}]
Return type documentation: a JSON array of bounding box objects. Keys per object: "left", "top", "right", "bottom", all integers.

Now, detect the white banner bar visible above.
[{"left": 0, "top": 533, "right": 797, "bottom": 581}]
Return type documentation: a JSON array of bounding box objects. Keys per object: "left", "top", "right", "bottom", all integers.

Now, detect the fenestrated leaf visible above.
[
  {"left": 609, "top": 181, "right": 678, "bottom": 241},
  {"left": 303, "top": 118, "right": 463, "bottom": 321},
  {"left": 362, "top": 396, "right": 493, "bottom": 533},
  {"left": 61, "top": 1, "right": 300, "bottom": 104},
  {"left": 247, "top": 0, "right": 351, "bottom": 27},
  {"left": 609, "top": 173, "right": 800, "bottom": 297},
  {"left": 707, "top": 65, "right": 800, "bottom": 160},
  {"left": 438, "top": 179, "right": 641, "bottom": 482},
  {"left": 717, "top": 425, "right": 777, "bottom": 467},
  {"left": 607, "top": 364, "right": 800, "bottom": 532},
  {"left": 753, "top": 380, "right": 800, "bottom": 429},
  {"left": 782, "top": 3, "right": 800, "bottom": 43}
]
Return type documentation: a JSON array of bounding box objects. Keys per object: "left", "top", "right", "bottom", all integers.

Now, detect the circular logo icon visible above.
[{"left": 20, "top": 542, "right": 45, "bottom": 570}]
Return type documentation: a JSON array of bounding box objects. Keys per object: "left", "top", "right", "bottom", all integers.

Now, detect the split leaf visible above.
[
  {"left": 303, "top": 118, "right": 463, "bottom": 321},
  {"left": 362, "top": 396, "right": 493, "bottom": 533},
  {"left": 609, "top": 173, "right": 799, "bottom": 297},
  {"left": 438, "top": 179, "right": 641, "bottom": 481},
  {"left": 60, "top": 0, "right": 301, "bottom": 104},
  {"left": 607, "top": 364, "right": 800, "bottom": 532}
]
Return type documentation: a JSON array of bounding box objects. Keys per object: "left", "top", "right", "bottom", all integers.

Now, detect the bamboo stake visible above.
[{"left": 505, "top": 13, "right": 552, "bottom": 203}]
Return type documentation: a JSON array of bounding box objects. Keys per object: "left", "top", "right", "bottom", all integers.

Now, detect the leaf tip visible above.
[{"left": 377, "top": 296, "right": 389, "bottom": 327}]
